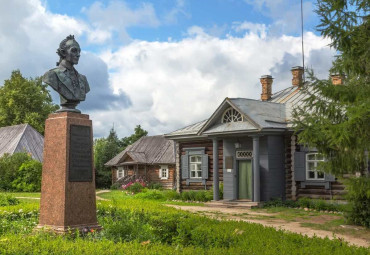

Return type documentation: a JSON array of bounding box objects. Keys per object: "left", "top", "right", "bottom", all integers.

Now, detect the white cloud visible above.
[
  {"left": 97, "top": 29, "right": 334, "bottom": 138},
  {"left": 83, "top": 1, "right": 160, "bottom": 44}
]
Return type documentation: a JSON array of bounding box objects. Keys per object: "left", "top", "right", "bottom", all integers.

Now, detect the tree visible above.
[
  {"left": 292, "top": 0, "right": 369, "bottom": 227},
  {"left": 120, "top": 125, "right": 148, "bottom": 149},
  {"left": 292, "top": 0, "right": 369, "bottom": 176},
  {"left": 0, "top": 70, "right": 59, "bottom": 134}
]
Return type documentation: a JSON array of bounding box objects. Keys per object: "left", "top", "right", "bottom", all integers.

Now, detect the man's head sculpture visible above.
[{"left": 43, "top": 35, "right": 90, "bottom": 113}]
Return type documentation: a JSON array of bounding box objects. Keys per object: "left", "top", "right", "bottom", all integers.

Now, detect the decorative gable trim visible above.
[{"left": 197, "top": 98, "right": 261, "bottom": 135}]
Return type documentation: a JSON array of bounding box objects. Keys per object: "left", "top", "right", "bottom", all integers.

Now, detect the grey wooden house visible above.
[
  {"left": 105, "top": 136, "right": 176, "bottom": 189},
  {"left": 0, "top": 124, "right": 44, "bottom": 162},
  {"left": 165, "top": 67, "right": 344, "bottom": 202}
]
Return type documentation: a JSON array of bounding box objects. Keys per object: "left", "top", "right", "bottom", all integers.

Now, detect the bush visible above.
[
  {"left": 345, "top": 177, "right": 370, "bottom": 228},
  {"left": 122, "top": 179, "right": 146, "bottom": 194},
  {"left": 180, "top": 190, "right": 213, "bottom": 202},
  {"left": 0, "top": 152, "right": 31, "bottom": 190},
  {"left": 11, "top": 160, "right": 42, "bottom": 192},
  {"left": 110, "top": 183, "right": 120, "bottom": 190},
  {"left": 162, "top": 190, "right": 180, "bottom": 200},
  {"left": 0, "top": 194, "right": 20, "bottom": 206},
  {"left": 135, "top": 190, "right": 165, "bottom": 200},
  {"left": 147, "top": 182, "right": 163, "bottom": 190}
]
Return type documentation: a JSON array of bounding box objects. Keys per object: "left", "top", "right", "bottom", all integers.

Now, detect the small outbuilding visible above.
[
  {"left": 105, "top": 135, "right": 175, "bottom": 189},
  {"left": 0, "top": 124, "right": 44, "bottom": 162}
]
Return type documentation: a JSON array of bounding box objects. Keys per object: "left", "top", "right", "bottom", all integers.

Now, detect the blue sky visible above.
[{"left": 0, "top": 0, "right": 334, "bottom": 138}]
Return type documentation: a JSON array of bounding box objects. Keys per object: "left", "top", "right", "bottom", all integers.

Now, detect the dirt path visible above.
[{"left": 166, "top": 204, "right": 370, "bottom": 248}]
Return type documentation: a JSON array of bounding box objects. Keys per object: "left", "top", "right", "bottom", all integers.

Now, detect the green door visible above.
[{"left": 238, "top": 160, "right": 252, "bottom": 200}]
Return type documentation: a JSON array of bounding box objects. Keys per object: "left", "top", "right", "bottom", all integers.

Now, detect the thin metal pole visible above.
[{"left": 301, "top": 0, "right": 305, "bottom": 82}]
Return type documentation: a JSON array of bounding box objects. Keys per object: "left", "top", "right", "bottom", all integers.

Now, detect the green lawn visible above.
[{"left": 0, "top": 191, "right": 369, "bottom": 254}]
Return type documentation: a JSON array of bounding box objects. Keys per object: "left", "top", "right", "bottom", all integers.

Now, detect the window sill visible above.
[
  {"left": 300, "top": 181, "right": 331, "bottom": 190},
  {"left": 186, "top": 178, "right": 206, "bottom": 185}
]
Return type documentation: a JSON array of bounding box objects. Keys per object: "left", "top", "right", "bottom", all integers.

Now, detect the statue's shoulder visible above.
[{"left": 42, "top": 68, "right": 60, "bottom": 86}]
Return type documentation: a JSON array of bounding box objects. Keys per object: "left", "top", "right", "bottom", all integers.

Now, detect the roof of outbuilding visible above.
[
  {"left": 0, "top": 124, "right": 44, "bottom": 162},
  {"left": 105, "top": 135, "right": 175, "bottom": 167}
]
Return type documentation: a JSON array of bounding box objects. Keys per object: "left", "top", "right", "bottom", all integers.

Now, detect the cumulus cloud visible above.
[
  {"left": 245, "top": 0, "right": 315, "bottom": 35},
  {"left": 82, "top": 1, "right": 160, "bottom": 44},
  {"left": 97, "top": 28, "right": 335, "bottom": 138},
  {"left": 0, "top": 0, "right": 130, "bottom": 126}
]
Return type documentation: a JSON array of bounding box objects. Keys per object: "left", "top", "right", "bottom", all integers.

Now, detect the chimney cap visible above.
[
  {"left": 260, "top": 75, "right": 273, "bottom": 79},
  {"left": 291, "top": 66, "right": 304, "bottom": 71}
]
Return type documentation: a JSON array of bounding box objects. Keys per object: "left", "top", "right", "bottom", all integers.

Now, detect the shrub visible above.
[
  {"left": 110, "top": 183, "right": 120, "bottom": 190},
  {"left": 0, "top": 194, "right": 20, "bottom": 206},
  {"left": 11, "top": 160, "right": 42, "bottom": 192},
  {"left": 135, "top": 190, "right": 165, "bottom": 200},
  {"left": 147, "top": 182, "right": 163, "bottom": 190},
  {"left": 122, "top": 179, "right": 146, "bottom": 194},
  {"left": 162, "top": 190, "right": 180, "bottom": 200},
  {"left": 345, "top": 177, "right": 370, "bottom": 228},
  {"left": 0, "top": 152, "right": 31, "bottom": 190},
  {"left": 180, "top": 190, "right": 212, "bottom": 202}
]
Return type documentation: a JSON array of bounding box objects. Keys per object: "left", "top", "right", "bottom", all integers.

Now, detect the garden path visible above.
[{"left": 166, "top": 204, "right": 370, "bottom": 248}]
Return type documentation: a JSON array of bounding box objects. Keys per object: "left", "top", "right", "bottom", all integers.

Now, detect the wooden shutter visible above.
[
  {"left": 181, "top": 154, "right": 189, "bottom": 179},
  {"left": 294, "top": 151, "right": 306, "bottom": 181},
  {"left": 201, "top": 154, "right": 209, "bottom": 179}
]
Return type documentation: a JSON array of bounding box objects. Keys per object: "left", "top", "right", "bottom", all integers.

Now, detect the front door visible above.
[{"left": 238, "top": 160, "right": 252, "bottom": 200}]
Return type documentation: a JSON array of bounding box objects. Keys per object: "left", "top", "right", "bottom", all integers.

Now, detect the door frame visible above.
[{"left": 237, "top": 159, "right": 254, "bottom": 200}]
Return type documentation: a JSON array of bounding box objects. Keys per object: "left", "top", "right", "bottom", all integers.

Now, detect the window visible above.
[
  {"left": 306, "top": 153, "right": 325, "bottom": 180},
  {"left": 117, "top": 167, "right": 125, "bottom": 179},
  {"left": 222, "top": 107, "right": 243, "bottom": 123},
  {"left": 160, "top": 165, "right": 169, "bottom": 179},
  {"left": 190, "top": 155, "right": 202, "bottom": 178}
]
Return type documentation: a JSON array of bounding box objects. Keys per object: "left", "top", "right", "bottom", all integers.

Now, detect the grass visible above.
[{"left": 0, "top": 192, "right": 40, "bottom": 198}]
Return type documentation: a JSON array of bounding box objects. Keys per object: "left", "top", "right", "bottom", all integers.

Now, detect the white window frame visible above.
[
  {"left": 306, "top": 153, "right": 325, "bottom": 180},
  {"left": 117, "top": 166, "right": 125, "bottom": 179},
  {"left": 159, "top": 165, "right": 169, "bottom": 179},
  {"left": 190, "top": 155, "right": 202, "bottom": 179}
]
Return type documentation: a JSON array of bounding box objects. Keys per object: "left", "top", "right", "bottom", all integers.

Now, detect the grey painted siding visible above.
[{"left": 223, "top": 138, "right": 237, "bottom": 200}]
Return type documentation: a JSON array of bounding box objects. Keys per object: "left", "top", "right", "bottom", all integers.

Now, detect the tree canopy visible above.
[
  {"left": 0, "top": 70, "right": 59, "bottom": 134},
  {"left": 292, "top": 0, "right": 369, "bottom": 176}
]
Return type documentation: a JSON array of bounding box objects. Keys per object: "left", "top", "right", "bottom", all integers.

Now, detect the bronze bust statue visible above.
[{"left": 43, "top": 35, "right": 90, "bottom": 113}]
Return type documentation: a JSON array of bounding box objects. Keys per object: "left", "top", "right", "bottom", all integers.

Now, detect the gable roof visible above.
[
  {"left": 165, "top": 84, "right": 304, "bottom": 139},
  {"left": 105, "top": 135, "right": 175, "bottom": 167},
  {"left": 0, "top": 124, "right": 44, "bottom": 162}
]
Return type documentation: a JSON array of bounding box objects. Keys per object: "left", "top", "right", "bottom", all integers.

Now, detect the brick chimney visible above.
[
  {"left": 331, "top": 74, "right": 344, "bottom": 85},
  {"left": 260, "top": 75, "right": 273, "bottom": 101},
  {"left": 291, "top": 66, "right": 304, "bottom": 86}
]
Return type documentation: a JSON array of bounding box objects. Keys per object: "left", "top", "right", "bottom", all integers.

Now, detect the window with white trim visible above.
[
  {"left": 159, "top": 165, "right": 169, "bottom": 179},
  {"left": 190, "top": 155, "right": 202, "bottom": 178},
  {"left": 306, "top": 153, "right": 325, "bottom": 180},
  {"left": 117, "top": 167, "right": 125, "bottom": 179}
]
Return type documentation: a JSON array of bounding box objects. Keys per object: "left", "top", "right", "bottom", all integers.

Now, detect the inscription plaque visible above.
[{"left": 69, "top": 125, "right": 93, "bottom": 182}]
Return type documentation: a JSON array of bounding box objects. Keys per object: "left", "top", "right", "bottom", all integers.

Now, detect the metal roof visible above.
[
  {"left": 105, "top": 135, "right": 175, "bottom": 167},
  {"left": 0, "top": 124, "right": 44, "bottom": 162}
]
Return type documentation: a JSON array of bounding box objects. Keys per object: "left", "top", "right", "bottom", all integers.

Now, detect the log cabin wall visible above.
[
  {"left": 146, "top": 165, "right": 175, "bottom": 189},
  {"left": 179, "top": 139, "right": 223, "bottom": 191},
  {"left": 284, "top": 134, "right": 293, "bottom": 200}
]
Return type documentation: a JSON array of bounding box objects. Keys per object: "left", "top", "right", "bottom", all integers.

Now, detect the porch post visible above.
[
  {"left": 252, "top": 136, "right": 260, "bottom": 202},
  {"left": 213, "top": 138, "right": 220, "bottom": 201}
]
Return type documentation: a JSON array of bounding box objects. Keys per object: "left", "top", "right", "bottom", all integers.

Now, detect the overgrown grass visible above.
[
  {"left": 0, "top": 193, "right": 369, "bottom": 254},
  {"left": 0, "top": 192, "right": 40, "bottom": 198}
]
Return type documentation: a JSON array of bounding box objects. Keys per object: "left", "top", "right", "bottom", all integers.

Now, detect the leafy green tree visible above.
[
  {"left": 120, "top": 125, "right": 148, "bottom": 149},
  {"left": 293, "top": 0, "right": 369, "bottom": 175},
  {"left": 0, "top": 70, "right": 59, "bottom": 134}
]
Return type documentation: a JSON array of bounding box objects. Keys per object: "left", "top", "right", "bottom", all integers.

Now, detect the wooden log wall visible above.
[
  {"left": 146, "top": 165, "right": 175, "bottom": 189},
  {"left": 284, "top": 135, "right": 293, "bottom": 200},
  {"left": 180, "top": 139, "right": 223, "bottom": 191}
]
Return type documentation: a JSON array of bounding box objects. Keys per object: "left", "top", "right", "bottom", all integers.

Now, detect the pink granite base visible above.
[{"left": 37, "top": 112, "right": 101, "bottom": 233}]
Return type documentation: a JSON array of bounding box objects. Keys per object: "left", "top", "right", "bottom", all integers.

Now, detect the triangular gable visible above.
[{"left": 197, "top": 98, "right": 261, "bottom": 135}]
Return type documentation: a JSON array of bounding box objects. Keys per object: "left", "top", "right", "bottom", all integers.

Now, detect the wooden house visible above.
[
  {"left": 105, "top": 135, "right": 176, "bottom": 189},
  {"left": 0, "top": 124, "right": 44, "bottom": 162},
  {"left": 165, "top": 67, "right": 345, "bottom": 202}
]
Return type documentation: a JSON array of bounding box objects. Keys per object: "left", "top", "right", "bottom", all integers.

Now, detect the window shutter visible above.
[
  {"left": 201, "top": 154, "right": 209, "bottom": 179},
  {"left": 294, "top": 151, "right": 306, "bottom": 181},
  {"left": 181, "top": 154, "right": 189, "bottom": 179},
  {"left": 325, "top": 173, "right": 335, "bottom": 182},
  {"left": 159, "top": 167, "right": 162, "bottom": 178}
]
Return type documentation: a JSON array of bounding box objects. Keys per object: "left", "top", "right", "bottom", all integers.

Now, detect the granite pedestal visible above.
[{"left": 36, "top": 112, "right": 101, "bottom": 233}]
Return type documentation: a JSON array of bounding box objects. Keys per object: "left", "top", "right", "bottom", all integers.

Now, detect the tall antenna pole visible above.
[{"left": 301, "top": 0, "right": 305, "bottom": 82}]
